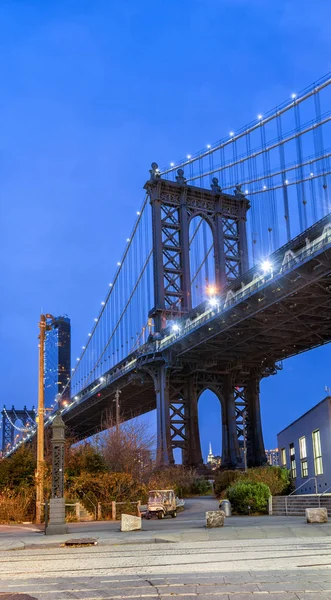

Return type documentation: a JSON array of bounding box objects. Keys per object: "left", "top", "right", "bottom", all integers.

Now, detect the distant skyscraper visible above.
[
  {"left": 44, "top": 316, "right": 71, "bottom": 410},
  {"left": 265, "top": 448, "right": 279, "bottom": 466},
  {"left": 207, "top": 442, "right": 214, "bottom": 464}
]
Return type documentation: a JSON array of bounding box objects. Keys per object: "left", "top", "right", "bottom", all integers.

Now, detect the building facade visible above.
[
  {"left": 44, "top": 316, "right": 71, "bottom": 410},
  {"left": 265, "top": 448, "right": 279, "bottom": 466},
  {"left": 277, "top": 396, "right": 331, "bottom": 494}
]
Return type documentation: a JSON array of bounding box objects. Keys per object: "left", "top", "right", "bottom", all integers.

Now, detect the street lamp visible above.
[{"left": 36, "top": 313, "right": 54, "bottom": 525}]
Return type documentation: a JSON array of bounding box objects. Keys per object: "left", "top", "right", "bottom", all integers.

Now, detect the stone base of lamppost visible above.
[{"left": 46, "top": 498, "right": 68, "bottom": 535}]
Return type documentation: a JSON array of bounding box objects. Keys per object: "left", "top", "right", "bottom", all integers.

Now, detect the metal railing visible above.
[{"left": 285, "top": 477, "right": 318, "bottom": 515}]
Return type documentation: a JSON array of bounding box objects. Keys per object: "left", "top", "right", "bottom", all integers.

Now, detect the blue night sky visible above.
[{"left": 1, "top": 0, "right": 331, "bottom": 460}]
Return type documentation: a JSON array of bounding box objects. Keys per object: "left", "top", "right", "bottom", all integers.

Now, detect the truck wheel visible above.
[
  {"left": 171, "top": 511, "right": 177, "bottom": 518},
  {"left": 158, "top": 511, "right": 164, "bottom": 519}
]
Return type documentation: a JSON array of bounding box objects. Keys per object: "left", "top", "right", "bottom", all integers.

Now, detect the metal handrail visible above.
[
  {"left": 78, "top": 490, "right": 97, "bottom": 520},
  {"left": 289, "top": 477, "right": 317, "bottom": 496}
]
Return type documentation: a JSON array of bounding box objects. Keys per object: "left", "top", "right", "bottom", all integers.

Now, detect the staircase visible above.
[
  {"left": 272, "top": 494, "right": 331, "bottom": 516},
  {"left": 77, "top": 502, "right": 94, "bottom": 521}
]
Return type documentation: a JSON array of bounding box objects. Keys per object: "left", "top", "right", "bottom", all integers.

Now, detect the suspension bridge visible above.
[{"left": 3, "top": 72, "right": 331, "bottom": 467}]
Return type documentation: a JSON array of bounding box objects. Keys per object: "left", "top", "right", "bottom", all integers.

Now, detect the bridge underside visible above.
[{"left": 62, "top": 232, "right": 331, "bottom": 469}]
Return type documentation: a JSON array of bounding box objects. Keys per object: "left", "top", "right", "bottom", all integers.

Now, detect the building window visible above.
[
  {"left": 301, "top": 459, "right": 308, "bottom": 478},
  {"left": 299, "top": 436, "right": 307, "bottom": 459},
  {"left": 281, "top": 448, "right": 287, "bottom": 467},
  {"left": 312, "top": 430, "right": 323, "bottom": 475},
  {"left": 289, "top": 443, "right": 296, "bottom": 479},
  {"left": 299, "top": 436, "right": 308, "bottom": 478}
]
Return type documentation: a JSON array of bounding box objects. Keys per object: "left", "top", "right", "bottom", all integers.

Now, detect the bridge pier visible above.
[{"left": 152, "top": 366, "right": 267, "bottom": 470}]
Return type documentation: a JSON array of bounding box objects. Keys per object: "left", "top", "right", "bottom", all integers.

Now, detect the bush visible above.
[
  {"left": 227, "top": 481, "right": 270, "bottom": 515},
  {"left": 214, "top": 470, "right": 241, "bottom": 497},
  {"left": 190, "top": 477, "right": 212, "bottom": 495},
  {"left": 0, "top": 488, "right": 35, "bottom": 523},
  {"left": 242, "top": 466, "right": 290, "bottom": 496}
]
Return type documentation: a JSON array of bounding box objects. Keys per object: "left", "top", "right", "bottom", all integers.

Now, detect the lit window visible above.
[
  {"left": 281, "top": 448, "right": 286, "bottom": 466},
  {"left": 301, "top": 459, "right": 308, "bottom": 478},
  {"left": 312, "top": 430, "right": 323, "bottom": 475},
  {"left": 299, "top": 436, "right": 307, "bottom": 459},
  {"left": 289, "top": 443, "right": 296, "bottom": 478}
]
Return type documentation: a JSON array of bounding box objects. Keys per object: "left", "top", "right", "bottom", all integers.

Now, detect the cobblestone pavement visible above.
[{"left": 1, "top": 537, "right": 331, "bottom": 599}]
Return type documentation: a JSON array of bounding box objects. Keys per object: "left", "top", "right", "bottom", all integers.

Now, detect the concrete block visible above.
[
  {"left": 121, "top": 513, "right": 142, "bottom": 532},
  {"left": 206, "top": 510, "right": 225, "bottom": 528},
  {"left": 306, "top": 507, "right": 328, "bottom": 523}
]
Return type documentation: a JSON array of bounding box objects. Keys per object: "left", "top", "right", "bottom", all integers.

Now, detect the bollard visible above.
[
  {"left": 137, "top": 500, "right": 141, "bottom": 517},
  {"left": 97, "top": 502, "right": 102, "bottom": 520},
  {"left": 112, "top": 501, "right": 116, "bottom": 521}
]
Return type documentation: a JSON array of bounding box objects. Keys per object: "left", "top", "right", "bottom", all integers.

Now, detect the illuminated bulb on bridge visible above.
[
  {"left": 74, "top": 396, "right": 78, "bottom": 400},
  {"left": 170, "top": 162, "right": 174, "bottom": 166},
  {"left": 172, "top": 324, "right": 180, "bottom": 333},
  {"left": 285, "top": 179, "right": 289, "bottom": 185},
  {"left": 209, "top": 297, "right": 219, "bottom": 308},
  {"left": 117, "top": 262, "right": 121, "bottom": 266},
  {"left": 71, "top": 368, "right": 75, "bottom": 372},
  {"left": 207, "top": 144, "right": 211, "bottom": 149},
  {"left": 258, "top": 114, "right": 263, "bottom": 120},
  {"left": 310, "top": 172, "right": 314, "bottom": 177},
  {"left": 187, "top": 154, "right": 191, "bottom": 159},
  {"left": 101, "top": 301, "right": 105, "bottom": 305},
  {"left": 100, "top": 377, "right": 105, "bottom": 383},
  {"left": 229, "top": 131, "right": 234, "bottom": 137},
  {"left": 263, "top": 185, "right": 267, "bottom": 190},
  {"left": 291, "top": 93, "right": 297, "bottom": 99},
  {"left": 88, "top": 333, "right": 92, "bottom": 336},
  {"left": 76, "top": 357, "right": 80, "bottom": 361},
  {"left": 127, "top": 238, "right": 130, "bottom": 242},
  {"left": 94, "top": 318, "right": 98, "bottom": 322},
  {"left": 109, "top": 283, "right": 113, "bottom": 286},
  {"left": 261, "top": 260, "right": 272, "bottom": 274},
  {"left": 245, "top": 189, "right": 249, "bottom": 194},
  {"left": 136, "top": 211, "right": 141, "bottom": 215}
]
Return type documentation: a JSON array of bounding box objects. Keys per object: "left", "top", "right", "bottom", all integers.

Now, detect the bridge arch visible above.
[
  {"left": 189, "top": 215, "right": 216, "bottom": 307},
  {"left": 197, "top": 387, "right": 223, "bottom": 468}
]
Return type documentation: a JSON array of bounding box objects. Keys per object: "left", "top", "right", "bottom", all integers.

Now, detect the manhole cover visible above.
[{"left": 63, "top": 538, "right": 98, "bottom": 547}]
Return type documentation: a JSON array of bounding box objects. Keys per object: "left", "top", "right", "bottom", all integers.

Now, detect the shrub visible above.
[
  {"left": 191, "top": 477, "right": 212, "bottom": 495},
  {"left": 227, "top": 481, "right": 270, "bottom": 515},
  {"left": 242, "top": 466, "right": 291, "bottom": 496},
  {"left": 148, "top": 466, "right": 197, "bottom": 497},
  {"left": 0, "top": 488, "right": 35, "bottom": 523},
  {"left": 214, "top": 470, "right": 241, "bottom": 497}
]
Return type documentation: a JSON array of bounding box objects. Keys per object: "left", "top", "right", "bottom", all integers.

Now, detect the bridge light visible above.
[
  {"left": 100, "top": 377, "right": 105, "bottom": 383},
  {"left": 94, "top": 318, "right": 98, "bottom": 322},
  {"left": 310, "top": 172, "right": 314, "bottom": 177},
  {"left": 101, "top": 301, "right": 105, "bottom": 306},
  {"left": 209, "top": 297, "right": 219, "bottom": 308},
  {"left": 172, "top": 324, "right": 180, "bottom": 333},
  {"left": 229, "top": 131, "right": 234, "bottom": 137},
  {"left": 245, "top": 189, "right": 249, "bottom": 194},
  {"left": 126, "top": 238, "right": 130, "bottom": 242},
  {"left": 117, "top": 262, "right": 121, "bottom": 266},
  {"left": 291, "top": 93, "right": 297, "bottom": 99},
  {"left": 263, "top": 185, "right": 267, "bottom": 190},
  {"left": 88, "top": 333, "right": 92, "bottom": 336},
  {"left": 74, "top": 396, "right": 78, "bottom": 400},
  {"left": 71, "top": 368, "right": 75, "bottom": 371},
  {"left": 109, "top": 283, "right": 113, "bottom": 286},
  {"left": 76, "top": 357, "right": 80, "bottom": 361},
  {"left": 207, "top": 144, "right": 211, "bottom": 149},
  {"left": 261, "top": 260, "right": 272, "bottom": 274},
  {"left": 187, "top": 154, "right": 191, "bottom": 159},
  {"left": 170, "top": 162, "right": 174, "bottom": 166},
  {"left": 285, "top": 179, "right": 289, "bottom": 185},
  {"left": 82, "top": 346, "right": 85, "bottom": 349},
  {"left": 136, "top": 211, "right": 141, "bottom": 215},
  {"left": 258, "top": 114, "right": 263, "bottom": 120},
  {"left": 206, "top": 285, "right": 216, "bottom": 296}
]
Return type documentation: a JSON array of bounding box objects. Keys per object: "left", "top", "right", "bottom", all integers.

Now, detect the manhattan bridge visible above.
[{"left": 3, "top": 72, "right": 331, "bottom": 468}]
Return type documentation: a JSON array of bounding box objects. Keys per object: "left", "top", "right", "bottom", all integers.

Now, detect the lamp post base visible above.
[{"left": 46, "top": 498, "right": 67, "bottom": 536}]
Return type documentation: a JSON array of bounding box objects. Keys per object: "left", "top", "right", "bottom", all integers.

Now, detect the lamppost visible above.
[
  {"left": 46, "top": 411, "right": 67, "bottom": 535},
  {"left": 36, "top": 313, "right": 54, "bottom": 525}
]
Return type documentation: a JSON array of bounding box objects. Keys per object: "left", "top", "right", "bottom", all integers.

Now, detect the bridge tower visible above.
[{"left": 145, "top": 164, "right": 267, "bottom": 469}]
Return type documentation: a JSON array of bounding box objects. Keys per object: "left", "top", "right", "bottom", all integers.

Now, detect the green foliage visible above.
[
  {"left": 0, "top": 447, "right": 36, "bottom": 491},
  {"left": 66, "top": 443, "right": 107, "bottom": 479},
  {"left": 190, "top": 477, "right": 212, "bottom": 495},
  {"left": 227, "top": 481, "right": 270, "bottom": 515},
  {"left": 214, "top": 466, "right": 291, "bottom": 499},
  {"left": 214, "top": 470, "right": 241, "bottom": 497},
  {"left": 66, "top": 471, "right": 148, "bottom": 505},
  {"left": 242, "top": 466, "right": 291, "bottom": 496}
]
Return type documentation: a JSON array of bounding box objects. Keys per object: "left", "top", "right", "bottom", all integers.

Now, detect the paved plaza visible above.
[{"left": 1, "top": 499, "right": 331, "bottom": 599}]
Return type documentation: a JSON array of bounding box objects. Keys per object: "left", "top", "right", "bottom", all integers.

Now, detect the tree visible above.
[{"left": 97, "top": 414, "right": 155, "bottom": 480}]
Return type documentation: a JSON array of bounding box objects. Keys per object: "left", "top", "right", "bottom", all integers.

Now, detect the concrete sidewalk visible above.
[{"left": 1, "top": 515, "right": 331, "bottom": 551}]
